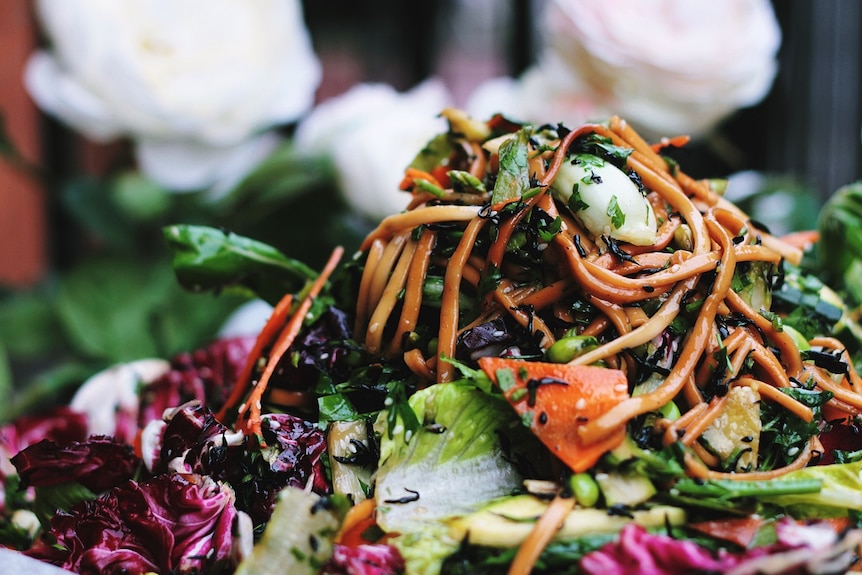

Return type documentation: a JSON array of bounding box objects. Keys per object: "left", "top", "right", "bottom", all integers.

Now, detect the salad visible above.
[{"left": 3, "top": 109, "right": 862, "bottom": 575}]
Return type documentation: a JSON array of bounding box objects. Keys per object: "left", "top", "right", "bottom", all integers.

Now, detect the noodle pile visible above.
[{"left": 350, "top": 109, "right": 862, "bottom": 480}]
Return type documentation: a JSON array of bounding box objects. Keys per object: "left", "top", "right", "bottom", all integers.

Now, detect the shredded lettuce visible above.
[{"left": 373, "top": 382, "right": 541, "bottom": 575}]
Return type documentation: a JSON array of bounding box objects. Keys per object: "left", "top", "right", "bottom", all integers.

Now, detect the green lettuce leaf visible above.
[
  {"left": 374, "top": 382, "right": 541, "bottom": 575},
  {"left": 760, "top": 459, "right": 862, "bottom": 517}
]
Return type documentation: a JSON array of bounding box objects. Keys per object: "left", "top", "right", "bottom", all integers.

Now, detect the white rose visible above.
[
  {"left": 294, "top": 80, "right": 453, "bottom": 222},
  {"left": 25, "top": 0, "right": 321, "bottom": 192},
  {"left": 470, "top": 0, "right": 781, "bottom": 139},
  {"left": 467, "top": 63, "right": 607, "bottom": 128}
]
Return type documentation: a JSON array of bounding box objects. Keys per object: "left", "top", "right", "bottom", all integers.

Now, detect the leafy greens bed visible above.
[{"left": 3, "top": 110, "right": 862, "bottom": 575}]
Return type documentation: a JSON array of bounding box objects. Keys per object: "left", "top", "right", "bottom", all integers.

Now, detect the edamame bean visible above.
[
  {"left": 546, "top": 335, "right": 599, "bottom": 363},
  {"left": 569, "top": 472, "right": 600, "bottom": 507}
]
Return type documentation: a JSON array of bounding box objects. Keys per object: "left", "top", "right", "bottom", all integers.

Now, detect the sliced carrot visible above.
[
  {"left": 335, "top": 498, "right": 379, "bottom": 547},
  {"left": 477, "top": 357, "right": 629, "bottom": 473},
  {"left": 238, "top": 246, "right": 344, "bottom": 441},
  {"left": 650, "top": 134, "right": 690, "bottom": 152}
]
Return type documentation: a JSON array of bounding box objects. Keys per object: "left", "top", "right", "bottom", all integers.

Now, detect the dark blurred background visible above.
[{"left": 3, "top": 0, "right": 861, "bottom": 287}]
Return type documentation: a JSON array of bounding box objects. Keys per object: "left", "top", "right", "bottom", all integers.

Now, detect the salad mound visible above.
[{"left": 3, "top": 110, "right": 862, "bottom": 575}]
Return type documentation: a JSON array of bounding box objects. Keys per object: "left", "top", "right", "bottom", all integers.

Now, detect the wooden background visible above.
[{"left": 2, "top": 0, "right": 861, "bottom": 288}]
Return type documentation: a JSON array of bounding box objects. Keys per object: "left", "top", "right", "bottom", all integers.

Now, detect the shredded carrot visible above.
[
  {"left": 215, "top": 291, "right": 295, "bottom": 424},
  {"left": 399, "top": 167, "right": 443, "bottom": 191},
  {"left": 237, "top": 246, "right": 344, "bottom": 441},
  {"left": 507, "top": 494, "right": 575, "bottom": 575},
  {"left": 650, "top": 134, "right": 691, "bottom": 152},
  {"left": 780, "top": 229, "right": 820, "bottom": 250}
]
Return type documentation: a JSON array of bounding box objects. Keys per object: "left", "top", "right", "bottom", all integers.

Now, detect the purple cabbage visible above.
[
  {"left": 26, "top": 474, "right": 239, "bottom": 575},
  {"left": 145, "top": 401, "right": 330, "bottom": 526},
  {"left": 579, "top": 520, "right": 861, "bottom": 575},
  {"left": 322, "top": 543, "right": 406, "bottom": 575},
  {"left": 138, "top": 336, "right": 255, "bottom": 428},
  {"left": 579, "top": 524, "right": 736, "bottom": 574},
  {"left": 260, "top": 412, "right": 329, "bottom": 493},
  {"left": 268, "top": 306, "right": 357, "bottom": 391},
  {"left": 0, "top": 406, "right": 88, "bottom": 511},
  {"left": 152, "top": 401, "right": 245, "bottom": 479}
]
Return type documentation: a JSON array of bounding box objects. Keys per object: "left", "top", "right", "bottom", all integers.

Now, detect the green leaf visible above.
[
  {"left": 1, "top": 361, "right": 96, "bottom": 424},
  {"left": 163, "top": 224, "right": 318, "bottom": 306},
  {"left": 221, "top": 140, "right": 336, "bottom": 211},
  {"left": 60, "top": 177, "right": 138, "bottom": 253},
  {"left": 54, "top": 255, "right": 243, "bottom": 363},
  {"left": 112, "top": 171, "right": 172, "bottom": 221},
  {"left": 409, "top": 133, "right": 457, "bottom": 174},
  {"left": 318, "top": 393, "right": 361, "bottom": 427},
  {"left": 818, "top": 181, "right": 862, "bottom": 296},
  {"left": 568, "top": 183, "right": 589, "bottom": 212},
  {"left": 0, "top": 289, "right": 65, "bottom": 359},
  {"left": 491, "top": 128, "right": 532, "bottom": 204},
  {"left": 0, "top": 345, "right": 11, "bottom": 414},
  {"left": 607, "top": 195, "right": 626, "bottom": 229}
]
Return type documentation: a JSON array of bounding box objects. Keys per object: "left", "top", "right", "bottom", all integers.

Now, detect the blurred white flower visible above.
[
  {"left": 294, "top": 80, "right": 453, "bottom": 221},
  {"left": 25, "top": 0, "right": 321, "bottom": 192},
  {"left": 469, "top": 0, "right": 781, "bottom": 139},
  {"left": 70, "top": 358, "right": 171, "bottom": 443},
  {"left": 218, "top": 299, "right": 274, "bottom": 339}
]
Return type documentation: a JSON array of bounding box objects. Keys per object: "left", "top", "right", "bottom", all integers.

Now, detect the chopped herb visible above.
[
  {"left": 569, "top": 183, "right": 590, "bottom": 212},
  {"left": 607, "top": 195, "right": 626, "bottom": 229},
  {"left": 447, "top": 170, "right": 486, "bottom": 194}
]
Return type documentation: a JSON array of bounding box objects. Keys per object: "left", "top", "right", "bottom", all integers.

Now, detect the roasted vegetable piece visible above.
[{"left": 477, "top": 357, "right": 630, "bottom": 473}]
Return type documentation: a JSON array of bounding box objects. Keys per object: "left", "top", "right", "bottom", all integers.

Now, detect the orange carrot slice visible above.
[
  {"left": 477, "top": 357, "right": 630, "bottom": 473},
  {"left": 335, "top": 498, "right": 378, "bottom": 546}
]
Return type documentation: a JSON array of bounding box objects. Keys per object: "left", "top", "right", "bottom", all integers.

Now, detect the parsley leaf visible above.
[{"left": 607, "top": 195, "right": 626, "bottom": 229}]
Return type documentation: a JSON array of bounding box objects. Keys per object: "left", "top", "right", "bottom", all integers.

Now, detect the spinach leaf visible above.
[{"left": 164, "top": 224, "right": 318, "bottom": 305}]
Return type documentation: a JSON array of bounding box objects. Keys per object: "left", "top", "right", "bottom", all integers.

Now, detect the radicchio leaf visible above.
[
  {"left": 11, "top": 436, "right": 139, "bottom": 493},
  {"left": 138, "top": 335, "right": 255, "bottom": 428},
  {"left": 322, "top": 543, "right": 406, "bottom": 575},
  {"left": 26, "top": 475, "right": 239, "bottom": 575}
]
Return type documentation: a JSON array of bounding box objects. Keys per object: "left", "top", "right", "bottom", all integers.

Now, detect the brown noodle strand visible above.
[
  {"left": 360, "top": 205, "right": 482, "bottom": 251},
  {"left": 390, "top": 230, "right": 437, "bottom": 356},
  {"left": 437, "top": 216, "right": 488, "bottom": 383},
  {"left": 354, "top": 238, "right": 385, "bottom": 337},
  {"left": 578, "top": 215, "right": 737, "bottom": 445},
  {"left": 365, "top": 238, "right": 418, "bottom": 355},
  {"left": 684, "top": 437, "right": 816, "bottom": 480}
]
